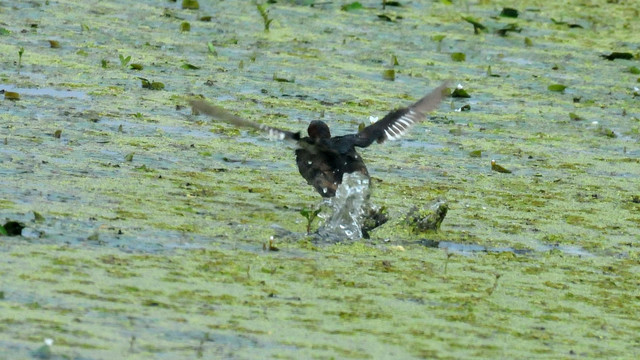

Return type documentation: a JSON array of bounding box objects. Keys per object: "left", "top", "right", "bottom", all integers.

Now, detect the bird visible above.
[{"left": 189, "top": 82, "right": 448, "bottom": 198}]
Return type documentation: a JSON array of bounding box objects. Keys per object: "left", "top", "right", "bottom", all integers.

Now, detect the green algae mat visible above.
[{"left": 1, "top": 0, "right": 639, "bottom": 358}]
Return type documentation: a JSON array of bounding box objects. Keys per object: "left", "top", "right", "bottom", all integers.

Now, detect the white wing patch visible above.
[
  {"left": 383, "top": 110, "right": 420, "bottom": 141},
  {"left": 259, "top": 124, "right": 286, "bottom": 140}
]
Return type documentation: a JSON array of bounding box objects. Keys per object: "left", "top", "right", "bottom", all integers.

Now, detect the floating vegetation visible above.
[
  {"left": 451, "top": 85, "right": 470, "bottom": 98},
  {"left": 0, "top": 221, "right": 25, "bottom": 236},
  {"left": 181, "top": 63, "right": 200, "bottom": 70},
  {"left": 101, "top": 59, "right": 109, "bottom": 68},
  {"left": 377, "top": 14, "right": 402, "bottom": 22},
  {"left": 569, "top": 112, "right": 582, "bottom": 121},
  {"left": 199, "top": 16, "right": 212, "bottom": 22},
  {"left": 469, "top": 150, "right": 482, "bottom": 158},
  {"left": 181, "top": 0, "right": 199, "bottom": 10},
  {"left": 256, "top": 2, "right": 274, "bottom": 32},
  {"left": 461, "top": 16, "right": 486, "bottom": 34},
  {"left": 500, "top": 7, "right": 518, "bottom": 18},
  {"left": 597, "top": 126, "right": 616, "bottom": 138},
  {"left": 207, "top": 41, "right": 217, "bottom": 56},
  {"left": 119, "top": 54, "right": 131, "bottom": 68},
  {"left": 451, "top": 52, "right": 466, "bottom": 62},
  {"left": 496, "top": 23, "right": 522, "bottom": 36},
  {"left": 139, "top": 77, "right": 165, "bottom": 90},
  {"left": 548, "top": 84, "right": 567, "bottom": 92},
  {"left": 601, "top": 52, "right": 633, "bottom": 61},
  {"left": 390, "top": 54, "right": 399, "bottom": 66},
  {"left": 382, "top": 68, "right": 395, "bottom": 81},
  {"left": 551, "top": 18, "right": 583, "bottom": 28},
  {"left": 629, "top": 66, "right": 640, "bottom": 74},
  {"left": 180, "top": 21, "right": 191, "bottom": 32},
  {"left": 130, "top": 63, "right": 143, "bottom": 70},
  {"left": 382, "top": 0, "right": 402, "bottom": 9},
  {"left": 3, "top": 91, "right": 20, "bottom": 101},
  {"left": 54, "top": 129, "right": 62, "bottom": 138},
  {"left": 0, "top": 27, "right": 11, "bottom": 35},
  {"left": 404, "top": 200, "right": 448, "bottom": 233},
  {"left": 491, "top": 159, "right": 512, "bottom": 173},
  {"left": 272, "top": 73, "right": 295, "bottom": 82},
  {"left": 341, "top": 2, "right": 363, "bottom": 11},
  {"left": 431, "top": 34, "right": 446, "bottom": 52},
  {"left": 48, "top": 40, "right": 60, "bottom": 48},
  {"left": 124, "top": 152, "right": 134, "bottom": 162},
  {"left": 524, "top": 37, "right": 533, "bottom": 47}
]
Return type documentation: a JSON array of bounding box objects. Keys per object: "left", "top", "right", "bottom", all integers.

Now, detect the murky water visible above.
[{"left": 1, "top": 0, "right": 639, "bottom": 359}]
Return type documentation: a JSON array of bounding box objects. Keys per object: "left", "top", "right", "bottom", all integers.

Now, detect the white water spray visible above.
[{"left": 317, "top": 172, "right": 372, "bottom": 240}]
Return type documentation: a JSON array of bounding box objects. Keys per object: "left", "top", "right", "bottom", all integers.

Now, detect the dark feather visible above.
[
  {"left": 189, "top": 100, "right": 300, "bottom": 141},
  {"left": 355, "top": 81, "right": 449, "bottom": 147}
]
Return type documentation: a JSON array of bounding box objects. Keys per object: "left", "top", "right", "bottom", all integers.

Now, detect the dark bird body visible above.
[{"left": 190, "top": 82, "right": 448, "bottom": 198}]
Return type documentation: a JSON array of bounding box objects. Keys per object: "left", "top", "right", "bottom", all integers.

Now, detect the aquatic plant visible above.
[
  {"left": 17, "top": 47, "right": 24, "bottom": 72},
  {"left": 431, "top": 34, "right": 446, "bottom": 52},
  {"left": 255, "top": 2, "right": 274, "bottom": 32},
  {"left": 119, "top": 54, "right": 131, "bottom": 68},
  {"left": 300, "top": 208, "right": 321, "bottom": 234}
]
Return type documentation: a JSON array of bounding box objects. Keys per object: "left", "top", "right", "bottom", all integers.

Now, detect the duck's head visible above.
[{"left": 307, "top": 120, "right": 331, "bottom": 140}]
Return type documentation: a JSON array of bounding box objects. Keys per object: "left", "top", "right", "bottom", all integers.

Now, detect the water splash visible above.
[{"left": 316, "top": 172, "right": 373, "bottom": 241}]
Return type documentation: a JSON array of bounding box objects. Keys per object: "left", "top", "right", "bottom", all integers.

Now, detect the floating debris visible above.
[
  {"left": 3, "top": 91, "right": 20, "bottom": 101},
  {"left": 469, "top": 150, "right": 482, "bottom": 158},
  {"left": 382, "top": 68, "right": 395, "bottom": 81},
  {"left": 491, "top": 159, "right": 512, "bottom": 173},
  {"left": 451, "top": 83, "right": 470, "bottom": 98},
  {"left": 548, "top": 84, "right": 567, "bottom": 92},
  {"left": 404, "top": 200, "right": 448, "bottom": 233},
  {"left": 341, "top": 2, "right": 363, "bottom": 11},
  {"left": 139, "top": 77, "right": 165, "bottom": 90},
  {"left": 600, "top": 52, "right": 633, "bottom": 61},
  {"left": 569, "top": 112, "right": 582, "bottom": 121},
  {"left": 182, "top": 0, "right": 199, "bottom": 10},
  {"left": 496, "top": 23, "right": 522, "bottom": 36},
  {"left": 461, "top": 16, "right": 486, "bottom": 34},
  {"left": 451, "top": 52, "right": 466, "bottom": 62},
  {"left": 500, "top": 8, "right": 519, "bottom": 18},
  {"left": 1, "top": 221, "right": 25, "bottom": 236}
]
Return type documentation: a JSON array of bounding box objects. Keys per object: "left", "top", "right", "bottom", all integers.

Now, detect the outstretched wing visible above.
[
  {"left": 189, "top": 99, "right": 300, "bottom": 141},
  {"left": 354, "top": 81, "right": 449, "bottom": 148}
]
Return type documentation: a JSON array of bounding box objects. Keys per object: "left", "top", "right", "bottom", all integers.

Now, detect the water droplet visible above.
[{"left": 307, "top": 161, "right": 312, "bottom": 165}]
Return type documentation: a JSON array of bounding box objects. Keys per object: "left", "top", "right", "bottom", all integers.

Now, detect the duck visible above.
[{"left": 189, "top": 82, "right": 448, "bottom": 197}]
